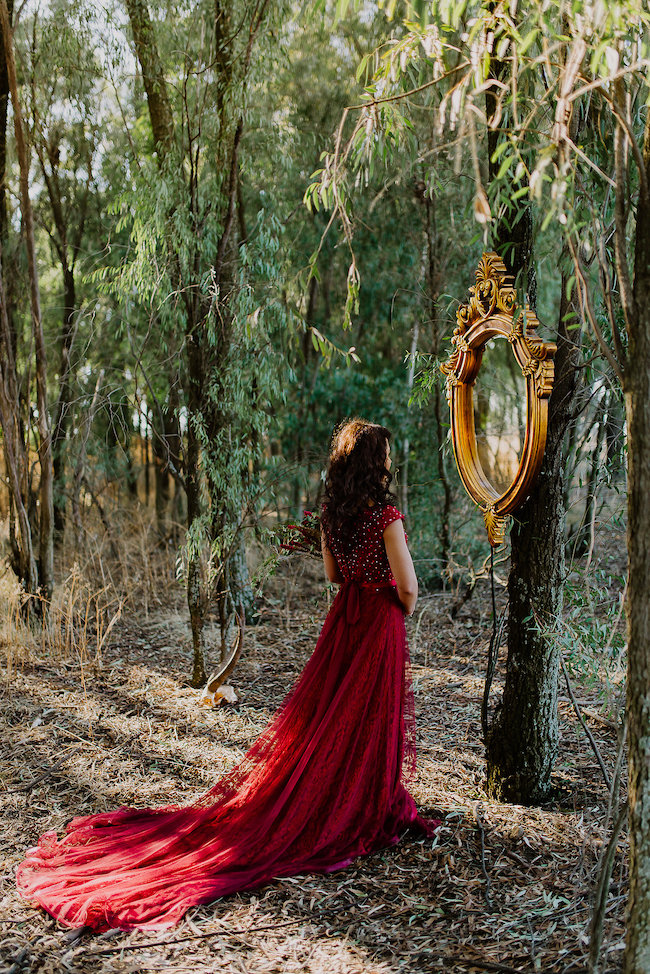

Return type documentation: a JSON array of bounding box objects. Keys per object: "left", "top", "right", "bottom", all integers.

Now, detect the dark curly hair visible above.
[{"left": 321, "top": 419, "right": 395, "bottom": 544}]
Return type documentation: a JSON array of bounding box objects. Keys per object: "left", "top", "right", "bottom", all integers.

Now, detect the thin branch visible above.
[
  {"left": 597, "top": 88, "right": 649, "bottom": 205},
  {"left": 474, "top": 805, "right": 493, "bottom": 910},
  {"left": 90, "top": 918, "right": 300, "bottom": 955},
  {"left": 560, "top": 655, "right": 612, "bottom": 792},
  {"left": 612, "top": 76, "right": 635, "bottom": 336},
  {"left": 348, "top": 59, "right": 471, "bottom": 111},
  {"left": 567, "top": 59, "right": 650, "bottom": 103},
  {"left": 588, "top": 802, "right": 628, "bottom": 974},
  {"left": 568, "top": 235, "right": 625, "bottom": 385},
  {"left": 596, "top": 233, "right": 626, "bottom": 369}
]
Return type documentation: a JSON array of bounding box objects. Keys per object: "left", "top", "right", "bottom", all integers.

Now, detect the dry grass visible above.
[{"left": 0, "top": 549, "right": 627, "bottom": 974}]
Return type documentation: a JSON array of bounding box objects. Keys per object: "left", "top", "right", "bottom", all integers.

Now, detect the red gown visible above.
[{"left": 16, "top": 503, "right": 438, "bottom": 931}]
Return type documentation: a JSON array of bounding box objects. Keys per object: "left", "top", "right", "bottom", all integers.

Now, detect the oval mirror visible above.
[
  {"left": 473, "top": 336, "right": 526, "bottom": 496},
  {"left": 441, "top": 253, "right": 556, "bottom": 546}
]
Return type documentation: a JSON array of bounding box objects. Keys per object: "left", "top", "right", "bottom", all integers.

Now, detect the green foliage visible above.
[
  {"left": 0, "top": 0, "right": 633, "bottom": 618},
  {"left": 554, "top": 566, "right": 626, "bottom": 720}
]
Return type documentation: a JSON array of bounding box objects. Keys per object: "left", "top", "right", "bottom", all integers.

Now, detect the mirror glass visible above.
[{"left": 472, "top": 336, "right": 526, "bottom": 495}]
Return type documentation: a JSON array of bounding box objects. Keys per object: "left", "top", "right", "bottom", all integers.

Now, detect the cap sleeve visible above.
[{"left": 377, "top": 504, "right": 405, "bottom": 533}]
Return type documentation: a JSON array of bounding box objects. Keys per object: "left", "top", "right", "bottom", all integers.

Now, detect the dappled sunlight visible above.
[{"left": 0, "top": 554, "right": 627, "bottom": 972}]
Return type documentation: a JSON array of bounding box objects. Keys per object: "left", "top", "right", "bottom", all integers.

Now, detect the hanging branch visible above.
[{"left": 560, "top": 656, "right": 612, "bottom": 791}]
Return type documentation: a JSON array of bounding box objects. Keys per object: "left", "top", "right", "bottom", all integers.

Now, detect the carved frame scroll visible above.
[{"left": 441, "top": 253, "right": 556, "bottom": 546}]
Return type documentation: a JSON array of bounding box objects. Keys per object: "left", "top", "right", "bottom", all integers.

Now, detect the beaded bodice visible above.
[{"left": 324, "top": 504, "right": 405, "bottom": 585}]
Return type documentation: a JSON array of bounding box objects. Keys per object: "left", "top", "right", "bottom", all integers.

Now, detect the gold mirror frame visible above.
[{"left": 441, "top": 253, "right": 556, "bottom": 546}]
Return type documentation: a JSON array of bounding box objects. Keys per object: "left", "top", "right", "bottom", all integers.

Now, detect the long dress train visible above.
[{"left": 16, "top": 504, "right": 437, "bottom": 931}]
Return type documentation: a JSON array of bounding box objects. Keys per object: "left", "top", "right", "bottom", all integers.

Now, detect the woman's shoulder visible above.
[{"left": 372, "top": 502, "right": 404, "bottom": 532}]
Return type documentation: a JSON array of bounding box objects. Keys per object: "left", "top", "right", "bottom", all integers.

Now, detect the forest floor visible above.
[{"left": 0, "top": 549, "right": 627, "bottom": 974}]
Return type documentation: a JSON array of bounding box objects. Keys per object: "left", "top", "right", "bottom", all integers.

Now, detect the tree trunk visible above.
[
  {"left": 624, "top": 107, "right": 650, "bottom": 974},
  {"left": 228, "top": 534, "right": 253, "bottom": 632},
  {"left": 432, "top": 380, "right": 452, "bottom": 579},
  {"left": 124, "top": 0, "right": 174, "bottom": 154},
  {"left": 571, "top": 395, "right": 606, "bottom": 560},
  {"left": 153, "top": 431, "right": 170, "bottom": 533},
  {"left": 142, "top": 405, "right": 150, "bottom": 505},
  {"left": 186, "top": 408, "right": 206, "bottom": 687},
  {"left": 0, "top": 259, "right": 37, "bottom": 593},
  {"left": 152, "top": 396, "right": 180, "bottom": 537},
  {"left": 605, "top": 387, "right": 625, "bottom": 483},
  {"left": 0, "top": 0, "right": 53, "bottom": 602},
  {"left": 52, "top": 264, "right": 77, "bottom": 537},
  {"left": 0, "top": 0, "right": 25, "bottom": 580},
  {"left": 399, "top": 322, "right": 419, "bottom": 520},
  {"left": 486, "top": 270, "right": 581, "bottom": 802},
  {"left": 72, "top": 370, "right": 104, "bottom": 544},
  {"left": 422, "top": 186, "right": 452, "bottom": 578},
  {"left": 0, "top": 0, "right": 11, "bottom": 242}
]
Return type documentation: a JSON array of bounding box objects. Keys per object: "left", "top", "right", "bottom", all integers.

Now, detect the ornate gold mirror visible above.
[{"left": 441, "top": 253, "right": 556, "bottom": 546}]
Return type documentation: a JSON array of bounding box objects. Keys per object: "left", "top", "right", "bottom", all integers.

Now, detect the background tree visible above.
[{"left": 0, "top": 0, "right": 53, "bottom": 604}]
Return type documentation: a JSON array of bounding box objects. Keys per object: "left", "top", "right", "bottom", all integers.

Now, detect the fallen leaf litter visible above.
[{"left": 0, "top": 553, "right": 626, "bottom": 973}]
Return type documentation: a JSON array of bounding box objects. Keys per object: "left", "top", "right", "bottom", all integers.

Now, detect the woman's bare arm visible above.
[
  {"left": 383, "top": 519, "right": 418, "bottom": 615},
  {"left": 321, "top": 526, "right": 344, "bottom": 584}
]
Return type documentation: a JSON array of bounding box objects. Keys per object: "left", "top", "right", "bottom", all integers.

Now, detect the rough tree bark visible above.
[
  {"left": 0, "top": 255, "right": 37, "bottom": 594},
  {"left": 0, "top": 0, "right": 26, "bottom": 580},
  {"left": 124, "top": 0, "right": 174, "bottom": 154},
  {"left": 624, "top": 101, "right": 650, "bottom": 974},
  {"left": 0, "top": 0, "right": 53, "bottom": 602},
  {"left": 0, "top": 0, "right": 10, "bottom": 240}
]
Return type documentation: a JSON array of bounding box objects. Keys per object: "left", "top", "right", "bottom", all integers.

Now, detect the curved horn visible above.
[{"left": 204, "top": 611, "right": 244, "bottom": 694}]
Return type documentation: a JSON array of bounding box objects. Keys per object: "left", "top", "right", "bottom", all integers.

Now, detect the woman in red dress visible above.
[{"left": 17, "top": 419, "right": 438, "bottom": 931}]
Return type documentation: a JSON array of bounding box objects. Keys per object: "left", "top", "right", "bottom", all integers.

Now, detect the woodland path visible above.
[{"left": 0, "top": 557, "right": 625, "bottom": 974}]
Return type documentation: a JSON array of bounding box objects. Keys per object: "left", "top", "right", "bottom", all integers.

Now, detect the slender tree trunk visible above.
[
  {"left": 152, "top": 397, "right": 179, "bottom": 537},
  {"left": 228, "top": 535, "right": 252, "bottom": 636},
  {"left": 432, "top": 381, "right": 452, "bottom": 578},
  {"left": 0, "top": 259, "right": 36, "bottom": 592},
  {"left": 72, "top": 370, "right": 104, "bottom": 544},
  {"left": 186, "top": 415, "right": 206, "bottom": 687},
  {"left": 399, "top": 322, "right": 418, "bottom": 520},
  {"left": 142, "top": 406, "right": 150, "bottom": 505},
  {"left": 0, "top": 0, "right": 10, "bottom": 242},
  {"left": 292, "top": 275, "right": 318, "bottom": 517},
  {"left": 1, "top": 0, "right": 53, "bottom": 601},
  {"left": 125, "top": 0, "right": 268, "bottom": 686},
  {"left": 422, "top": 186, "right": 452, "bottom": 577},
  {"left": 153, "top": 429, "right": 170, "bottom": 532},
  {"left": 52, "top": 264, "right": 76, "bottom": 537},
  {"left": 0, "top": 0, "right": 23, "bottom": 578},
  {"left": 124, "top": 0, "right": 174, "bottom": 154},
  {"left": 605, "top": 387, "right": 625, "bottom": 482},
  {"left": 624, "top": 107, "right": 650, "bottom": 974},
  {"left": 571, "top": 395, "right": 606, "bottom": 560}
]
